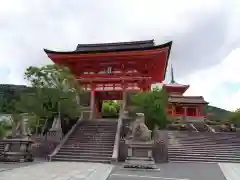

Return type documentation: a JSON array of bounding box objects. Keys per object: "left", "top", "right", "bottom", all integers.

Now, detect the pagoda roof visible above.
[
  {"left": 163, "top": 64, "right": 189, "bottom": 93},
  {"left": 44, "top": 40, "right": 172, "bottom": 55},
  {"left": 168, "top": 95, "right": 208, "bottom": 104},
  {"left": 163, "top": 82, "right": 189, "bottom": 88}
]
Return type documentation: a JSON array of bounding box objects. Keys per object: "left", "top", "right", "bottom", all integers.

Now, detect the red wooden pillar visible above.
[
  {"left": 196, "top": 107, "right": 199, "bottom": 116},
  {"left": 184, "top": 106, "right": 187, "bottom": 116},
  {"left": 122, "top": 81, "right": 127, "bottom": 114},
  {"left": 90, "top": 85, "right": 96, "bottom": 120},
  {"left": 172, "top": 104, "right": 176, "bottom": 116}
]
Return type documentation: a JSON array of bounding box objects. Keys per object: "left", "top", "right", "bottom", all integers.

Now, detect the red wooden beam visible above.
[
  {"left": 75, "top": 72, "right": 146, "bottom": 79},
  {"left": 77, "top": 76, "right": 152, "bottom": 83},
  {"left": 67, "top": 59, "right": 153, "bottom": 73}
]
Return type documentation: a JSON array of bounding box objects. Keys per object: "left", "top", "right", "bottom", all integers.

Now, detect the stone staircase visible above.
[
  {"left": 0, "top": 141, "right": 4, "bottom": 153},
  {"left": 168, "top": 131, "right": 240, "bottom": 163},
  {"left": 51, "top": 120, "right": 117, "bottom": 163},
  {"left": 192, "top": 122, "right": 212, "bottom": 132}
]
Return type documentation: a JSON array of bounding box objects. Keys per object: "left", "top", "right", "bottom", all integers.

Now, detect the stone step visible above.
[
  {"left": 57, "top": 151, "right": 111, "bottom": 156},
  {"left": 67, "top": 137, "right": 115, "bottom": 141},
  {"left": 61, "top": 144, "right": 114, "bottom": 148},
  {"left": 76, "top": 125, "right": 116, "bottom": 127},
  {"left": 168, "top": 152, "right": 240, "bottom": 157},
  {"left": 51, "top": 157, "right": 110, "bottom": 163},
  {"left": 168, "top": 149, "right": 240, "bottom": 154},
  {"left": 168, "top": 158, "right": 240, "bottom": 163},
  {"left": 61, "top": 147, "right": 114, "bottom": 151},
  {"left": 169, "top": 147, "right": 240, "bottom": 151},
  {"left": 65, "top": 141, "right": 114, "bottom": 145},
  {"left": 77, "top": 126, "right": 117, "bottom": 128},
  {"left": 62, "top": 144, "right": 114, "bottom": 148},
  {"left": 58, "top": 148, "right": 113, "bottom": 153},
  {"left": 54, "top": 154, "right": 112, "bottom": 160},
  {"left": 168, "top": 147, "right": 240, "bottom": 151},
  {"left": 170, "top": 134, "right": 239, "bottom": 137},
  {"left": 65, "top": 141, "right": 115, "bottom": 145},
  {"left": 75, "top": 128, "right": 114, "bottom": 133},
  {"left": 174, "top": 138, "right": 240, "bottom": 141},
  {"left": 175, "top": 141, "right": 240, "bottom": 144},
  {"left": 171, "top": 136, "right": 240, "bottom": 140},
  {"left": 67, "top": 137, "right": 116, "bottom": 141},
  {"left": 168, "top": 155, "right": 240, "bottom": 160},
  {"left": 73, "top": 130, "right": 116, "bottom": 133},
  {"left": 70, "top": 137, "right": 116, "bottom": 140},
  {"left": 169, "top": 144, "right": 240, "bottom": 148},
  {"left": 171, "top": 139, "right": 240, "bottom": 142},
  {"left": 0, "top": 144, "right": 4, "bottom": 152},
  {"left": 169, "top": 157, "right": 240, "bottom": 163},
  {"left": 77, "top": 129, "right": 117, "bottom": 131},
  {"left": 70, "top": 133, "right": 116, "bottom": 136}
]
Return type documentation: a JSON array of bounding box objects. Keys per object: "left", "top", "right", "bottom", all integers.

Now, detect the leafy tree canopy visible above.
[
  {"left": 102, "top": 100, "right": 120, "bottom": 118},
  {"left": 229, "top": 108, "right": 240, "bottom": 125},
  {"left": 15, "top": 64, "right": 82, "bottom": 133},
  {"left": 131, "top": 88, "right": 169, "bottom": 130}
]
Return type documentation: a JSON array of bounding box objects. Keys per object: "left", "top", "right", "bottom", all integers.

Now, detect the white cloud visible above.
[
  {"left": 182, "top": 48, "right": 240, "bottom": 111},
  {"left": 0, "top": 0, "right": 239, "bottom": 110}
]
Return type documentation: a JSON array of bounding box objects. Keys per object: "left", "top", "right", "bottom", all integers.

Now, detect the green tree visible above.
[
  {"left": 17, "top": 64, "right": 82, "bottom": 134},
  {"left": 0, "top": 119, "right": 12, "bottom": 138},
  {"left": 0, "top": 123, "right": 6, "bottom": 138},
  {"left": 131, "top": 88, "right": 168, "bottom": 130},
  {"left": 102, "top": 100, "right": 120, "bottom": 118},
  {"left": 230, "top": 108, "right": 240, "bottom": 127}
]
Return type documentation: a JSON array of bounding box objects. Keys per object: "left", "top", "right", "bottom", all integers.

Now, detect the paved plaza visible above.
[
  {"left": 0, "top": 161, "right": 240, "bottom": 180},
  {"left": 108, "top": 162, "right": 228, "bottom": 180},
  {"left": 0, "top": 161, "right": 113, "bottom": 180}
]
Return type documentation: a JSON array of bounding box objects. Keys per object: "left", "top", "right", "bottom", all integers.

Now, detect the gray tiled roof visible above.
[
  {"left": 75, "top": 40, "right": 154, "bottom": 52},
  {"left": 168, "top": 95, "right": 208, "bottom": 104},
  {"left": 164, "top": 82, "right": 189, "bottom": 87}
]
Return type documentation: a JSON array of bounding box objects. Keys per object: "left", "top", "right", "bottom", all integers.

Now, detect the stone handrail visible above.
[
  {"left": 111, "top": 111, "right": 123, "bottom": 163},
  {"left": 205, "top": 123, "right": 216, "bottom": 133},
  {"left": 48, "top": 111, "right": 85, "bottom": 161},
  {"left": 190, "top": 123, "right": 198, "bottom": 132}
]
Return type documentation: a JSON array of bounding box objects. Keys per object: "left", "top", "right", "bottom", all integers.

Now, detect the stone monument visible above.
[
  {"left": 123, "top": 113, "right": 158, "bottom": 170},
  {"left": 1, "top": 114, "right": 34, "bottom": 162},
  {"left": 48, "top": 116, "right": 63, "bottom": 141}
]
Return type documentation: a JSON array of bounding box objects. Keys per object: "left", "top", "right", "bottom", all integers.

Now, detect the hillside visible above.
[{"left": 206, "top": 105, "right": 231, "bottom": 121}]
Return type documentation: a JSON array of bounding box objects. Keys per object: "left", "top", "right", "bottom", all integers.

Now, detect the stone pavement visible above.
[
  {"left": 108, "top": 162, "right": 227, "bottom": 180},
  {"left": 0, "top": 161, "right": 113, "bottom": 180},
  {"left": 1, "top": 161, "right": 239, "bottom": 180},
  {"left": 219, "top": 163, "right": 240, "bottom": 180}
]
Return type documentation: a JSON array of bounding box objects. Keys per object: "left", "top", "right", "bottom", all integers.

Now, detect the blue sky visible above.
[{"left": 0, "top": 0, "right": 240, "bottom": 111}]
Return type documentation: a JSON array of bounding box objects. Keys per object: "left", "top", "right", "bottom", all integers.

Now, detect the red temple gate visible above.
[{"left": 44, "top": 40, "right": 172, "bottom": 119}]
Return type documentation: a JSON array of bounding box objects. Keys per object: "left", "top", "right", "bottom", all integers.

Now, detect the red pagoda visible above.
[
  {"left": 164, "top": 65, "right": 208, "bottom": 121},
  {"left": 44, "top": 40, "right": 172, "bottom": 119}
]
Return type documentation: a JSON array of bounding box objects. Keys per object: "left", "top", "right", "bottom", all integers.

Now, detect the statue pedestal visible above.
[
  {"left": 47, "top": 128, "right": 63, "bottom": 142},
  {"left": 48, "top": 116, "right": 63, "bottom": 141},
  {"left": 0, "top": 137, "right": 34, "bottom": 162},
  {"left": 123, "top": 139, "right": 159, "bottom": 170}
]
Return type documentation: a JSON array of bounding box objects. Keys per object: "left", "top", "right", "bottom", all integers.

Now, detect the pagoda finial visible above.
[{"left": 170, "top": 64, "right": 175, "bottom": 83}]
